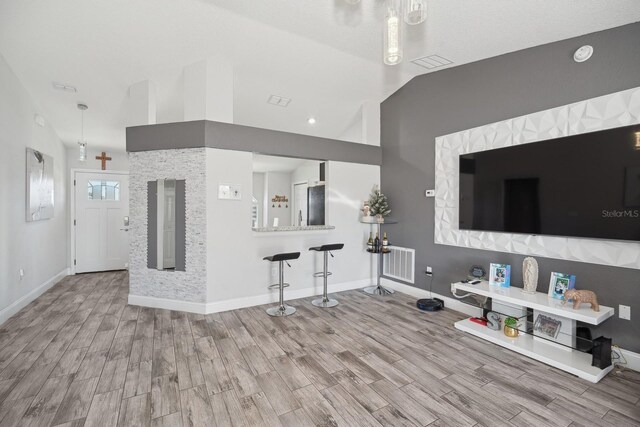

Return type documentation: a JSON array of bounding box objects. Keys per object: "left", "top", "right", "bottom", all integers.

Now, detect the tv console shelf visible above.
[{"left": 452, "top": 281, "right": 615, "bottom": 383}]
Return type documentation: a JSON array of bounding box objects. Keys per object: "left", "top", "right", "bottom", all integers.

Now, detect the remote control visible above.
[{"left": 470, "top": 280, "right": 481, "bottom": 285}]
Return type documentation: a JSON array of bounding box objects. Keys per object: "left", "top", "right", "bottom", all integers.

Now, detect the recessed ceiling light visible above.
[
  {"left": 573, "top": 45, "right": 593, "bottom": 63},
  {"left": 52, "top": 82, "right": 78, "bottom": 93},
  {"left": 307, "top": 117, "right": 317, "bottom": 125}
]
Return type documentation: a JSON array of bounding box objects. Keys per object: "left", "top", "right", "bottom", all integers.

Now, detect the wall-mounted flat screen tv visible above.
[{"left": 459, "top": 123, "right": 640, "bottom": 242}]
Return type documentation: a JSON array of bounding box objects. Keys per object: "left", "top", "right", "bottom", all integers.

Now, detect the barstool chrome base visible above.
[
  {"left": 266, "top": 305, "right": 296, "bottom": 317},
  {"left": 363, "top": 285, "right": 395, "bottom": 296},
  {"left": 311, "top": 297, "right": 339, "bottom": 308}
]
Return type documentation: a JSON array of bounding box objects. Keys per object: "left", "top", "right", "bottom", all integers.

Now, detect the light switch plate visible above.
[
  {"left": 218, "top": 183, "right": 242, "bottom": 200},
  {"left": 425, "top": 189, "right": 435, "bottom": 198},
  {"left": 619, "top": 305, "right": 631, "bottom": 320}
]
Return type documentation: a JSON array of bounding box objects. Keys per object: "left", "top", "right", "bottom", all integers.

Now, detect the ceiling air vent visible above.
[
  {"left": 52, "top": 82, "right": 78, "bottom": 93},
  {"left": 411, "top": 54, "right": 453, "bottom": 70},
  {"left": 267, "top": 95, "right": 291, "bottom": 107}
]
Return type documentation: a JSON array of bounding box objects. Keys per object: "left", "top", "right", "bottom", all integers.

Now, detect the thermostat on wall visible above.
[{"left": 218, "top": 183, "right": 242, "bottom": 200}]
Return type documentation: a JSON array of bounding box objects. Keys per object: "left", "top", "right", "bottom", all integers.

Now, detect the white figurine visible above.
[{"left": 522, "top": 257, "right": 539, "bottom": 294}]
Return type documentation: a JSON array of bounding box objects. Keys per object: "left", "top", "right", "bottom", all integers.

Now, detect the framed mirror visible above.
[{"left": 147, "top": 179, "right": 186, "bottom": 271}]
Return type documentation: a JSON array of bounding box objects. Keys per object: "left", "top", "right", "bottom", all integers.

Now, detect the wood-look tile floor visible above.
[{"left": 0, "top": 271, "right": 639, "bottom": 427}]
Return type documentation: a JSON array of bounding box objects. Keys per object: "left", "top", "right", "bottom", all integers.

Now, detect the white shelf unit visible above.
[{"left": 452, "top": 281, "right": 615, "bottom": 383}]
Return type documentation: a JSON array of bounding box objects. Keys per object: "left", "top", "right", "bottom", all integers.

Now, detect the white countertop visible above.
[{"left": 252, "top": 225, "right": 335, "bottom": 232}]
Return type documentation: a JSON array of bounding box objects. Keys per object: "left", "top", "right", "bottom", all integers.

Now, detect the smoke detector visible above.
[{"left": 573, "top": 45, "right": 593, "bottom": 63}]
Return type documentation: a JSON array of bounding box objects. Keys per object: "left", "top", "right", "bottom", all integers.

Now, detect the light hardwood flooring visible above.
[{"left": 0, "top": 271, "right": 639, "bottom": 427}]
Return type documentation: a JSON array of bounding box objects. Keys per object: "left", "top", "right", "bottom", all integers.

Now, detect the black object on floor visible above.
[
  {"left": 417, "top": 297, "right": 444, "bottom": 311},
  {"left": 591, "top": 336, "right": 612, "bottom": 369},
  {"left": 417, "top": 271, "right": 444, "bottom": 311}
]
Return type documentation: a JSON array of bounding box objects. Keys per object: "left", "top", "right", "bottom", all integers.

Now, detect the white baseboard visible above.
[
  {"left": 0, "top": 268, "right": 69, "bottom": 326},
  {"left": 614, "top": 347, "right": 640, "bottom": 373},
  {"left": 128, "top": 279, "right": 374, "bottom": 315},
  {"left": 380, "top": 277, "right": 482, "bottom": 317}
]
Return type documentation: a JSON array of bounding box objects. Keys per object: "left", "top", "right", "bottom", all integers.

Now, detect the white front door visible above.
[{"left": 75, "top": 171, "right": 129, "bottom": 273}]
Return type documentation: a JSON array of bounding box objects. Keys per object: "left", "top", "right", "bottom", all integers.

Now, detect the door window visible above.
[{"left": 88, "top": 180, "right": 120, "bottom": 201}]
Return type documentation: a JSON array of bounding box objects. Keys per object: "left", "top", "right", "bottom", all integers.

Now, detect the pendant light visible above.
[
  {"left": 77, "top": 103, "right": 88, "bottom": 162},
  {"left": 383, "top": 2, "right": 402, "bottom": 65},
  {"left": 404, "top": 0, "right": 427, "bottom": 25}
]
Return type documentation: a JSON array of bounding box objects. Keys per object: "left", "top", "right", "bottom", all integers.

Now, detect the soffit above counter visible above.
[{"left": 126, "top": 120, "right": 382, "bottom": 166}]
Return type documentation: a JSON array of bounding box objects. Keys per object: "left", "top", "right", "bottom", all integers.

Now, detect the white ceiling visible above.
[{"left": 1, "top": 0, "right": 639, "bottom": 152}]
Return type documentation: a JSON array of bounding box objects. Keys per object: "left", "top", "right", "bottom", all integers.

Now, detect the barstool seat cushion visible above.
[
  {"left": 263, "top": 252, "right": 301, "bottom": 262},
  {"left": 309, "top": 243, "right": 344, "bottom": 252}
]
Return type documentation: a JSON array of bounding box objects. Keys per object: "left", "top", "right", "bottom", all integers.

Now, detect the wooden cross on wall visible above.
[{"left": 96, "top": 152, "right": 112, "bottom": 170}]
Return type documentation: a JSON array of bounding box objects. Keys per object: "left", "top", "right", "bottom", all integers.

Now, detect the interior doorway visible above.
[
  {"left": 72, "top": 170, "right": 130, "bottom": 274},
  {"left": 293, "top": 182, "right": 309, "bottom": 226}
]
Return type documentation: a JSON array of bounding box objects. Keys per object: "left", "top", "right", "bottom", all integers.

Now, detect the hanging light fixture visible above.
[
  {"left": 383, "top": 2, "right": 402, "bottom": 65},
  {"left": 404, "top": 0, "right": 427, "bottom": 25},
  {"left": 77, "top": 103, "right": 88, "bottom": 162}
]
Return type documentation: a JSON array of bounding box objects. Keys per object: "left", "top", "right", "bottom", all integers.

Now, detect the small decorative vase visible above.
[
  {"left": 504, "top": 325, "right": 519, "bottom": 338},
  {"left": 503, "top": 317, "right": 519, "bottom": 338},
  {"left": 522, "top": 257, "right": 539, "bottom": 294},
  {"left": 376, "top": 214, "right": 384, "bottom": 223}
]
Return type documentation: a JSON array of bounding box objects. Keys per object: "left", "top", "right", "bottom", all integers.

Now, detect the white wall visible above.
[
  {"left": 66, "top": 147, "right": 129, "bottom": 172},
  {"left": 265, "top": 171, "right": 292, "bottom": 227},
  {"left": 252, "top": 172, "right": 265, "bottom": 227},
  {"left": 0, "top": 53, "right": 68, "bottom": 322},
  {"left": 206, "top": 148, "right": 379, "bottom": 305}
]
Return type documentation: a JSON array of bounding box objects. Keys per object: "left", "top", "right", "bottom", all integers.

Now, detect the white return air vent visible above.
[
  {"left": 383, "top": 246, "right": 415, "bottom": 284},
  {"left": 411, "top": 54, "right": 453, "bottom": 70},
  {"left": 267, "top": 95, "right": 291, "bottom": 107}
]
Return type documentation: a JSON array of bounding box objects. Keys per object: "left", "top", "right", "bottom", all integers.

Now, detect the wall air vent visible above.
[
  {"left": 411, "top": 54, "right": 453, "bottom": 70},
  {"left": 383, "top": 246, "right": 415, "bottom": 284},
  {"left": 267, "top": 95, "right": 291, "bottom": 107}
]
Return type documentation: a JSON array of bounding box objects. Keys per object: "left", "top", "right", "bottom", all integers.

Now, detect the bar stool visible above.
[
  {"left": 309, "top": 243, "right": 344, "bottom": 308},
  {"left": 263, "top": 252, "right": 301, "bottom": 317}
]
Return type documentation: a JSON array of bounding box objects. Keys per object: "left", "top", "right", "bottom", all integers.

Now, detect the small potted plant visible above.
[
  {"left": 368, "top": 185, "right": 391, "bottom": 223},
  {"left": 503, "top": 316, "right": 520, "bottom": 338}
]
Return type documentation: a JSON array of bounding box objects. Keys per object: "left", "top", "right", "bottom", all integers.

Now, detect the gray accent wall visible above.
[
  {"left": 127, "top": 120, "right": 381, "bottom": 165},
  {"left": 380, "top": 22, "right": 640, "bottom": 352}
]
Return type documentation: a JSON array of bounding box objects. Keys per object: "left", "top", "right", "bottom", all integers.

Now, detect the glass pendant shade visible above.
[
  {"left": 404, "top": 0, "right": 427, "bottom": 25},
  {"left": 383, "top": 6, "right": 402, "bottom": 65},
  {"left": 77, "top": 103, "right": 88, "bottom": 161},
  {"left": 78, "top": 142, "right": 87, "bottom": 162}
]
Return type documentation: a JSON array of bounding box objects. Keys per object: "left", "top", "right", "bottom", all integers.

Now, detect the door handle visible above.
[{"left": 120, "top": 228, "right": 129, "bottom": 232}]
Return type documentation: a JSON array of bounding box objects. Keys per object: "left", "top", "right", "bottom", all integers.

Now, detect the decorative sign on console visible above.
[{"left": 435, "top": 87, "right": 640, "bottom": 269}]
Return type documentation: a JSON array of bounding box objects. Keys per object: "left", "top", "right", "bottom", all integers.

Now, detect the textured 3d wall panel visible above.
[
  {"left": 435, "top": 86, "right": 640, "bottom": 269},
  {"left": 129, "top": 148, "right": 208, "bottom": 302}
]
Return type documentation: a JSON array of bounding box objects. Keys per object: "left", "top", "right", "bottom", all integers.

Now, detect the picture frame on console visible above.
[
  {"left": 489, "top": 263, "right": 511, "bottom": 288},
  {"left": 548, "top": 272, "right": 575, "bottom": 300},
  {"left": 533, "top": 314, "right": 562, "bottom": 339}
]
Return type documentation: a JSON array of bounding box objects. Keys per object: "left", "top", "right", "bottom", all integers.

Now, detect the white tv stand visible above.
[{"left": 451, "top": 281, "right": 615, "bottom": 383}]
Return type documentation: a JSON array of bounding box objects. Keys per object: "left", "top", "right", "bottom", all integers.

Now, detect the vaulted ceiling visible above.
[{"left": 1, "top": 0, "right": 639, "bottom": 151}]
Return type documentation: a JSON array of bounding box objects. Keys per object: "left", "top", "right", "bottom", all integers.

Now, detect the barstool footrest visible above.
[
  {"left": 312, "top": 272, "right": 333, "bottom": 278},
  {"left": 268, "top": 283, "right": 290, "bottom": 290}
]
